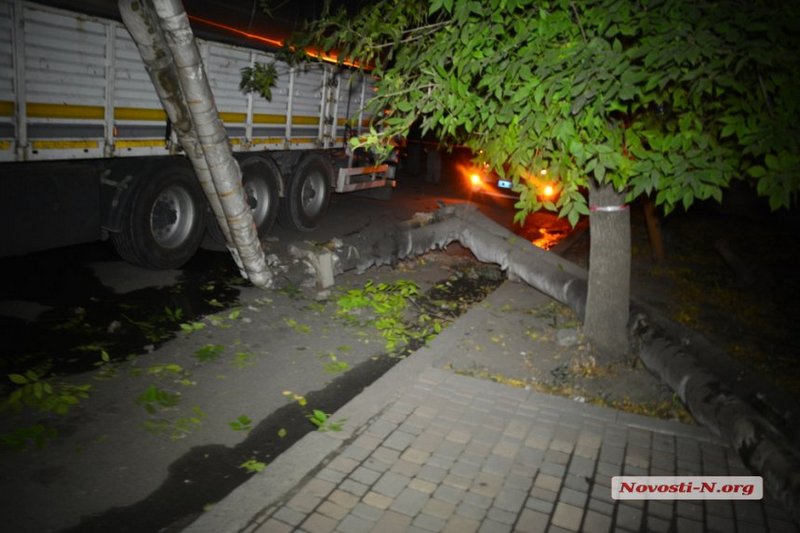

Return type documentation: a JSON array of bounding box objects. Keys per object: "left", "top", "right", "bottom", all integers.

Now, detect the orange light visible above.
[
  {"left": 187, "top": 15, "right": 361, "bottom": 68},
  {"left": 470, "top": 174, "right": 482, "bottom": 186},
  {"left": 542, "top": 184, "right": 555, "bottom": 198}
]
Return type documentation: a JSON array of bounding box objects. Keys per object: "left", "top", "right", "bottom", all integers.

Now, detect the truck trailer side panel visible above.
[{"left": 0, "top": 0, "right": 392, "bottom": 264}]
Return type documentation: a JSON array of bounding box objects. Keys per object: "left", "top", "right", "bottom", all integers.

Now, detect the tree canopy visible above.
[{"left": 283, "top": 0, "right": 800, "bottom": 224}]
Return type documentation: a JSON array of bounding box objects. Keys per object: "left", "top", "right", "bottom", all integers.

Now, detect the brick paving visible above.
[
  {"left": 251, "top": 368, "right": 797, "bottom": 533},
  {"left": 186, "top": 282, "right": 799, "bottom": 533}
]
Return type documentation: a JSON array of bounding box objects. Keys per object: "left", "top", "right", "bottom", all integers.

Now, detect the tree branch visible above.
[
  {"left": 365, "top": 22, "right": 451, "bottom": 50},
  {"left": 570, "top": 2, "right": 587, "bottom": 43}
]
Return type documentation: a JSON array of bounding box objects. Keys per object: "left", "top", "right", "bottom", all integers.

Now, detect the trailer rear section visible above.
[{"left": 0, "top": 0, "right": 394, "bottom": 268}]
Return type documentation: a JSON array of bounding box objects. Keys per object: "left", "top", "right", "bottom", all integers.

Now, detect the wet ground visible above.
[
  {"left": 3, "top": 163, "right": 796, "bottom": 531},
  {"left": 0, "top": 167, "right": 556, "bottom": 532},
  {"left": 0, "top": 246, "right": 242, "bottom": 377}
]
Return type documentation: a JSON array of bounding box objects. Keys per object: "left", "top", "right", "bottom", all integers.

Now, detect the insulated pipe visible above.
[
  {"left": 149, "top": 0, "right": 270, "bottom": 287},
  {"left": 118, "top": 0, "right": 272, "bottom": 288},
  {"left": 117, "top": 0, "right": 235, "bottom": 263},
  {"left": 292, "top": 203, "right": 800, "bottom": 522}
]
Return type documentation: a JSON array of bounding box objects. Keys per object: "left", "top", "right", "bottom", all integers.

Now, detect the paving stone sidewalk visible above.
[
  {"left": 189, "top": 365, "right": 796, "bottom": 533},
  {"left": 186, "top": 280, "right": 798, "bottom": 533},
  {"left": 249, "top": 369, "right": 796, "bottom": 533}
]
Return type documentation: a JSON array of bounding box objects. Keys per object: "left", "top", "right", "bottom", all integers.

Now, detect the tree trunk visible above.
[{"left": 583, "top": 180, "right": 631, "bottom": 360}]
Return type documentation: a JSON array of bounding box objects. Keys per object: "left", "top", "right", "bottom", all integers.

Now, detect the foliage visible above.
[
  {"left": 207, "top": 308, "right": 241, "bottom": 329},
  {"left": 320, "top": 352, "right": 350, "bottom": 375},
  {"left": 146, "top": 363, "right": 194, "bottom": 386},
  {"left": 92, "top": 349, "right": 118, "bottom": 380},
  {"left": 136, "top": 384, "right": 206, "bottom": 440},
  {"left": 283, "top": 318, "right": 311, "bottom": 334},
  {"left": 179, "top": 321, "right": 206, "bottom": 334},
  {"left": 282, "top": 0, "right": 799, "bottom": 221},
  {"left": 240, "top": 62, "right": 279, "bottom": 100},
  {"left": 194, "top": 344, "right": 225, "bottom": 363},
  {"left": 3, "top": 370, "right": 91, "bottom": 416},
  {"left": 232, "top": 351, "right": 256, "bottom": 369},
  {"left": 229, "top": 415, "right": 253, "bottom": 432},
  {"left": 281, "top": 391, "right": 345, "bottom": 431},
  {"left": 142, "top": 406, "right": 206, "bottom": 441},
  {"left": 336, "top": 280, "right": 443, "bottom": 352},
  {"left": 135, "top": 384, "right": 181, "bottom": 414},
  {"left": 1, "top": 424, "right": 58, "bottom": 452},
  {"left": 240, "top": 458, "right": 267, "bottom": 473},
  {"left": 308, "top": 409, "right": 346, "bottom": 432},
  {"left": 164, "top": 306, "right": 184, "bottom": 322},
  {"left": 281, "top": 390, "right": 307, "bottom": 407}
]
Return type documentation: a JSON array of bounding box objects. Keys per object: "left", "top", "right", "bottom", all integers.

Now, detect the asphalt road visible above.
[{"left": 0, "top": 169, "right": 570, "bottom": 532}]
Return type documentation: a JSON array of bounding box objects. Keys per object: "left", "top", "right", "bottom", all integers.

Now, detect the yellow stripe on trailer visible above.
[
  {"left": 252, "top": 114, "right": 286, "bottom": 125},
  {"left": 251, "top": 137, "right": 285, "bottom": 145},
  {"left": 28, "top": 103, "right": 104, "bottom": 120},
  {"left": 9, "top": 102, "right": 167, "bottom": 121},
  {"left": 114, "top": 107, "right": 166, "bottom": 121},
  {"left": 4, "top": 104, "right": 328, "bottom": 131},
  {"left": 0, "top": 140, "right": 11, "bottom": 150},
  {"left": 116, "top": 139, "right": 165, "bottom": 148},
  {"left": 31, "top": 140, "right": 99, "bottom": 149},
  {"left": 289, "top": 138, "right": 317, "bottom": 145},
  {"left": 219, "top": 112, "right": 247, "bottom": 123},
  {"left": 292, "top": 116, "right": 319, "bottom": 126}
]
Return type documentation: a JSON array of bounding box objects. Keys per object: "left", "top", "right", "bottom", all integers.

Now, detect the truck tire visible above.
[
  {"left": 202, "top": 156, "right": 280, "bottom": 250},
  {"left": 112, "top": 166, "right": 205, "bottom": 269},
  {"left": 278, "top": 153, "right": 332, "bottom": 232},
  {"left": 242, "top": 156, "right": 280, "bottom": 236}
]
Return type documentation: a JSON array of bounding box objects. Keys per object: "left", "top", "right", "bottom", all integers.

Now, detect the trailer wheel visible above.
[
  {"left": 279, "top": 154, "right": 332, "bottom": 232},
  {"left": 242, "top": 156, "right": 280, "bottom": 236},
  {"left": 112, "top": 166, "right": 205, "bottom": 269},
  {"left": 202, "top": 157, "right": 280, "bottom": 249}
]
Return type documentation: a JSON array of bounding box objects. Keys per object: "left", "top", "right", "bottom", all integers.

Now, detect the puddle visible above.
[{"left": 0, "top": 245, "right": 241, "bottom": 377}]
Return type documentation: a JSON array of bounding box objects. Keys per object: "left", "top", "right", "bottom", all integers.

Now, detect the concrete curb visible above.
[{"left": 185, "top": 280, "right": 724, "bottom": 533}]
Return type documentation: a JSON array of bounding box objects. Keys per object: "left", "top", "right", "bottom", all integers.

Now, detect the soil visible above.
[{"left": 422, "top": 198, "right": 799, "bottom": 426}]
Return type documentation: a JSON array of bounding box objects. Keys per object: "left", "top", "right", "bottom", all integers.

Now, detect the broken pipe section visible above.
[{"left": 290, "top": 203, "right": 800, "bottom": 524}]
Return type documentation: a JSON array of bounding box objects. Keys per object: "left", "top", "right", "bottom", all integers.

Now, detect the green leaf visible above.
[{"left": 8, "top": 374, "right": 28, "bottom": 385}]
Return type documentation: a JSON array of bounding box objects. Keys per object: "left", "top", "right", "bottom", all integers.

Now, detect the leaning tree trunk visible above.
[{"left": 583, "top": 180, "right": 631, "bottom": 360}]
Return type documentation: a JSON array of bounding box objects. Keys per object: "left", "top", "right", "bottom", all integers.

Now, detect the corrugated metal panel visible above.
[
  {"left": 24, "top": 3, "right": 106, "bottom": 106},
  {"left": 114, "top": 25, "right": 161, "bottom": 111},
  {"left": 0, "top": 1, "right": 12, "bottom": 99},
  {"left": 2, "top": 0, "right": 379, "bottom": 160},
  {"left": 207, "top": 43, "right": 250, "bottom": 113},
  {"left": 292, "top": 66, "right": 323, "bottom": 119}
]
